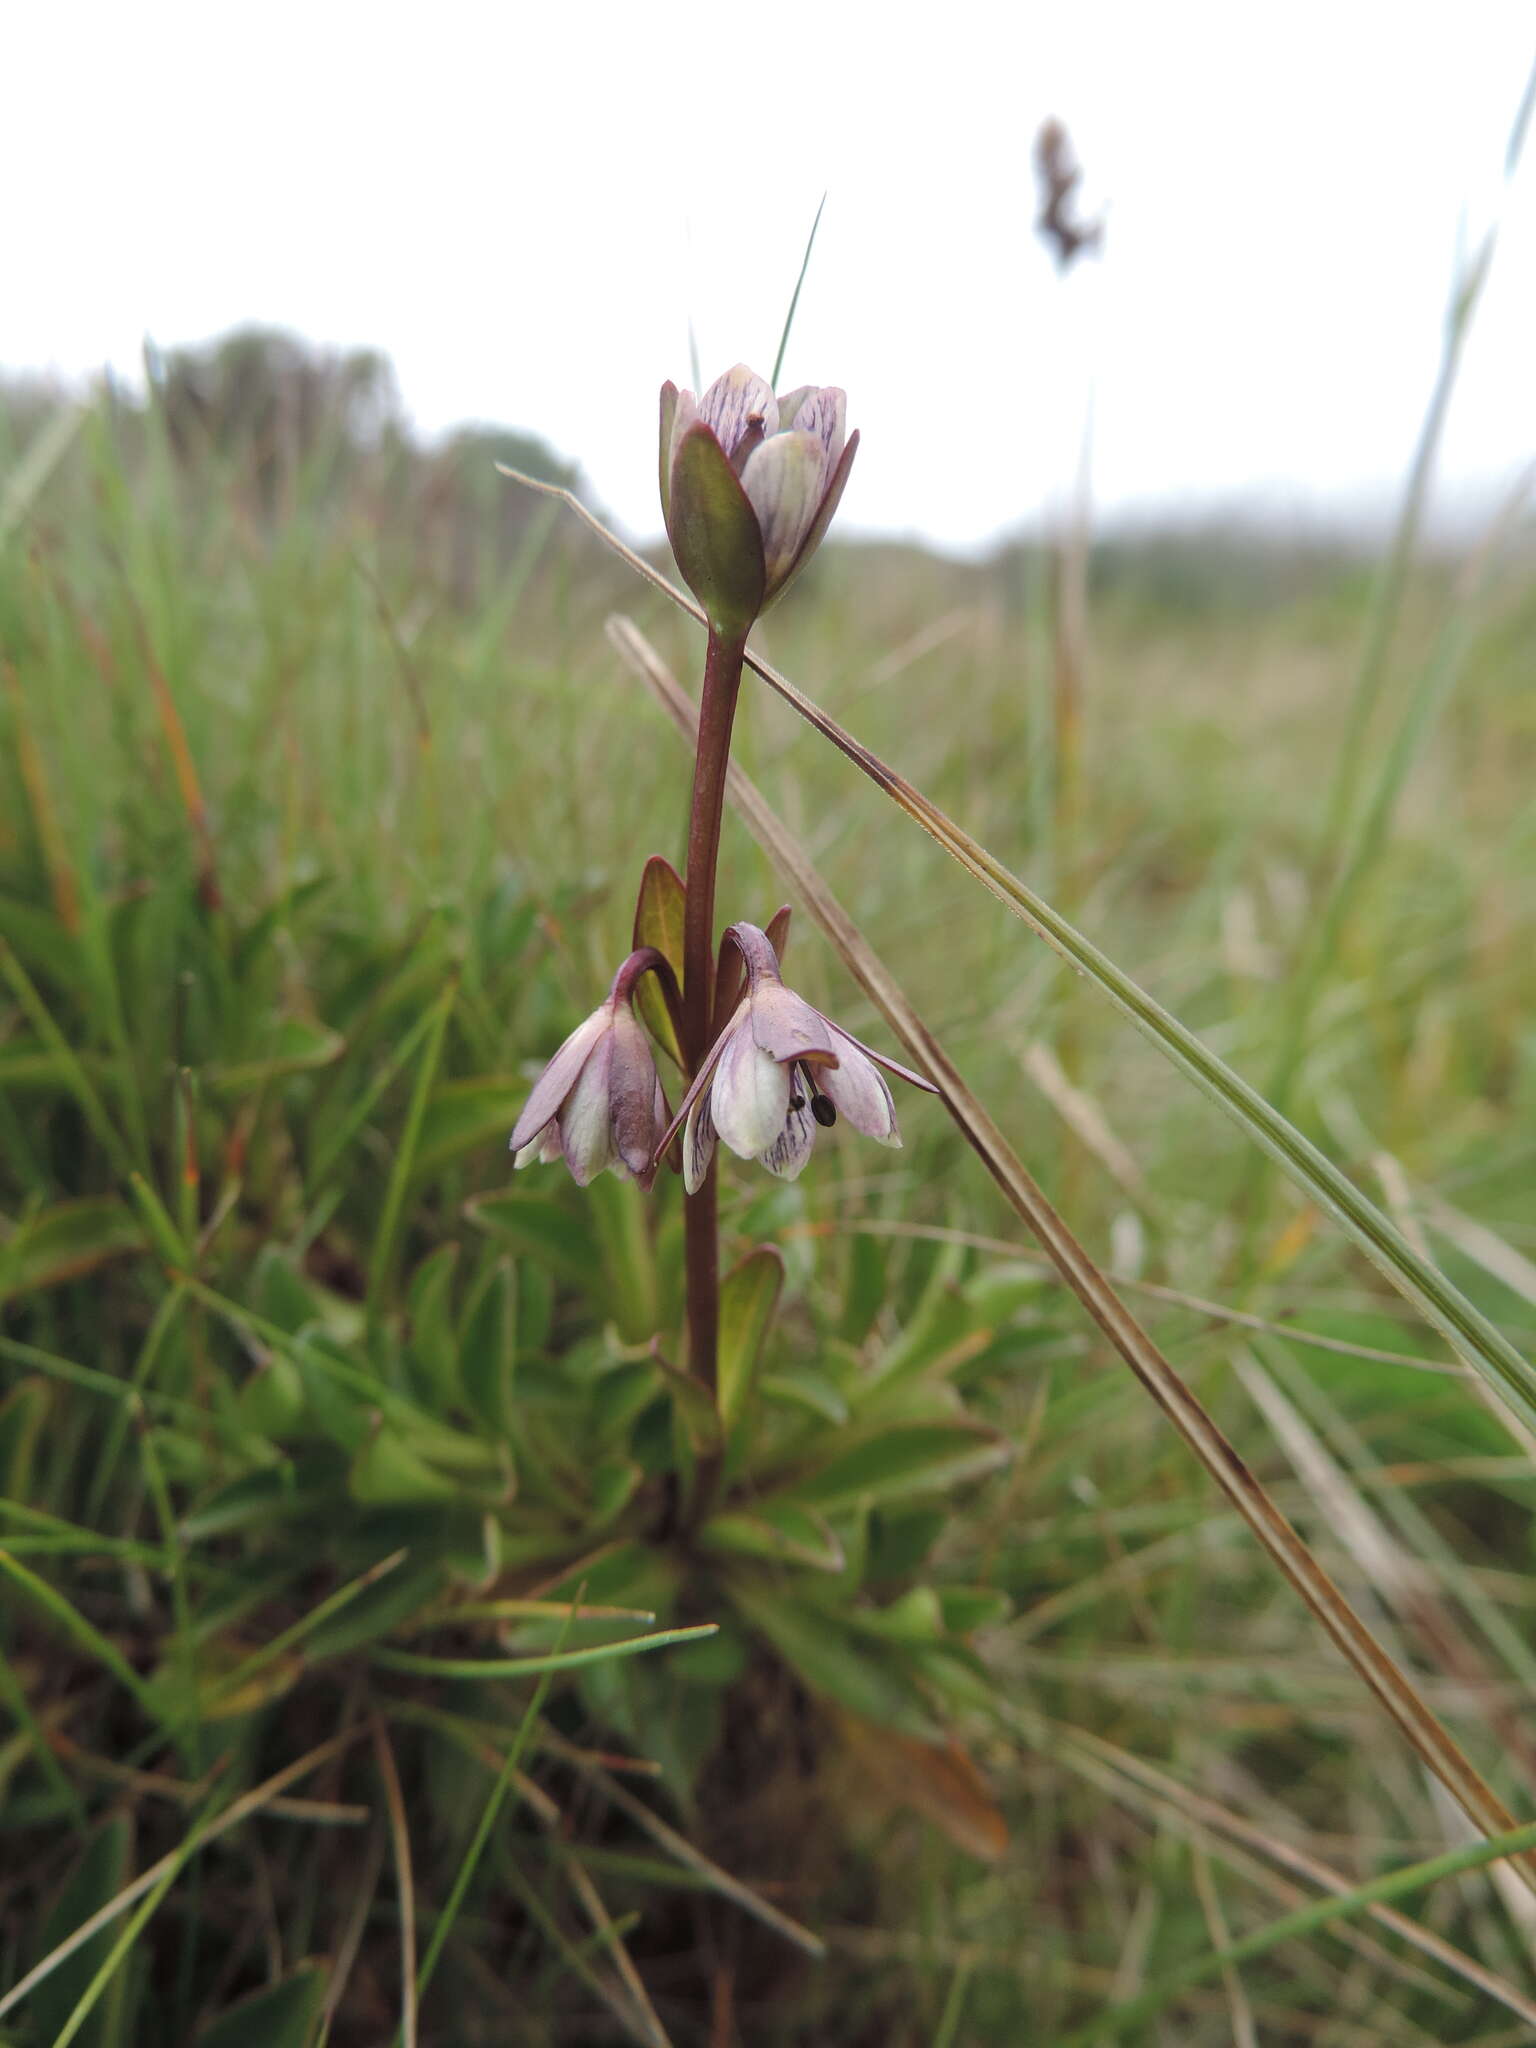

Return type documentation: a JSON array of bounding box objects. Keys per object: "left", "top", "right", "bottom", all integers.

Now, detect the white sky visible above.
[{"left": 6, "top": 1, "right": 1534, "bottom": 550}]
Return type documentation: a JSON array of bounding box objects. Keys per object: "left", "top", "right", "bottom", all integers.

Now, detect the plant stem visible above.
[{"left": 680, "top": 626, "right": 747, "bottom": 1433}]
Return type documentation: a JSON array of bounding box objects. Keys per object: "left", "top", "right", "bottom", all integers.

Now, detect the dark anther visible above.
[
  {"left": 788, "top": 1091, "right": 805, "bottom": 1112},
  {"left": 811, "top": 1093, "right": 837, "bottom": 1129}
]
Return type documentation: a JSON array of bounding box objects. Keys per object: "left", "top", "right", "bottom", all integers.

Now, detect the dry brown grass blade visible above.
[
  {"left": 372, "top": 1713, "right": 419, "bottom": 2048},
  {"left": 0, "top": 1727, "right": 367, "bottom": 2023},
  {"left": 1039, "top": 1716, "right": 1536, "bottom": 2031},
  {"left": 606, "top": 612, "right": 1536, "bottom": 1893},
  {"left": 3, "top": 657, "right": 81, "bottom": 933}
]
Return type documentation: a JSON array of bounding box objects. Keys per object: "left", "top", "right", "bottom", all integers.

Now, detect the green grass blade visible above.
[
  {"left": 372, "top": 1623, "right": 718, "bottom": 1681},
  {"left": 1059, "top": 1817, "right": 1536, "bottom": 2045},
  {"left": 770, "top": 193, "right": 827, "bottom": 389},
  {"left": 367, "top": 979, "right": 457, "bottom": 1321}
]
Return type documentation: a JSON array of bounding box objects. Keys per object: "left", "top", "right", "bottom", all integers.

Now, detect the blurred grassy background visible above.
[{"left": 2, "top": 331, "right": 1536, "bottom": 2043}]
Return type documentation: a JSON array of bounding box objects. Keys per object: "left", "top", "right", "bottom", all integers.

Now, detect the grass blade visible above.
[
  {"left": 1057, "top": 1818, "right": 1536, "bottom": 2045},
  {"left": 367, "top": 978, "right": 457, "bottom": 1320}
]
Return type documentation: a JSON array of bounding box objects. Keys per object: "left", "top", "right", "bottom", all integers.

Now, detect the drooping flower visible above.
[
  {"left": 656, "top": 922, "right": 938, "bottom": 1193},
  {"left": 509, "top": 951, "right": 677, "bottom": 1189},
  {"left": 659, "top": 365, "right": 858, "bottom": 637}
]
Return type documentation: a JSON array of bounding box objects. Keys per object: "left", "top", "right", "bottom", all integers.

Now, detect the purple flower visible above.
[
  {"left": 658, "top": 922, "right": 937, "bottom": 1193},
  {"left": 509, "top": 952, "right": 676, "bottom": 1189},
  {"left": 659, "top": 364, "right": 859, "bottom": 636}
]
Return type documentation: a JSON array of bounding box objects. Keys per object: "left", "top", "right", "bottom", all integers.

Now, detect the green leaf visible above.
[
  {"left": 589, "top": 1457, "right": 643, "bottom": 1525},
  {"left": 459, "top": 1257, "right": 517, "bottom": 1436},
  {"left": 0, "top": 891, "right": 86, "bottom": 988},
  {"left": 631, "top": 853, "right": 686, "bottom": 1066},
  {"left": 850, "top": 1585, "right": 945, "bottom": 1643},
  {"left": 0, "top": 1378, "right": 50, "bottom": 1497},
  {"left": 209, "top": 1017, "right": 344, "bottom": 1093},
  {"left": 234, "top": 1352, "right": 308, "bottom": 1438},
  {"left": 761, "top": 1367, "right": 848, "bottom": 1425},
  {"left": 466, "top": 1189, "right": 600, "bottom": 1291},
  {"left": 700, "top": 1500, "right": 845, "bottom": 1573},
  {"left": 181, "top": 1466, "right": 340, "bottom": 1541},
  {"left": 728, "top": 1580, "right": 937, "bottom": 1736},
  {"left": 407, "top": 1242, "right": 461, "bottom": 1401},
  {"left": 937, "top": 1585, "right": 1011, "bottom": 1634},
  {"left": 30, "top": 1815, "right": 134, "bottom": 2048},
  {"left": 780, "top": 1423, "right": 1011, "bottom": 1514},
  {"left": 0, "top": 1198, "right": 144, "bottom": 1300},
  {"left": 414, "top": 1076, "right": 526, "bottom": 1179},
  {"left": 195, "top": 1961, "right": 329, "bottom": 2048},
  {"left": 350, "top": 1424, "right": 463, "bottom": 1505},
  {"left": 653, "top": 1353, "right": 722, "bottom": 1457},
  {"left": 252, "top": 1247, "right": 324, "bottom": 1336},
  {"left": 305, "top": 1555, "right": 448, "bottom": 1661},
  {"left": 718, "top": 1245, "right": 783, "bottom": 1440},
  {"left": 666, "top": 422, "right": 765, "bottom": 637}
]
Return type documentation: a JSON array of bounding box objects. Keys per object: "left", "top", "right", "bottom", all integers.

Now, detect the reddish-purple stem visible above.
[{"left": 681, "top": 626, "right": 747, "bottom": 1428}]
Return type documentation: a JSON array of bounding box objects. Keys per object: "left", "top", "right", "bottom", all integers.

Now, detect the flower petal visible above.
[
  {"left": 560, "top": 1032, "right": 617, "bottom": 1186},
  {"left": 652, "top": 1073, "right": 678, "bottom": 1178},
  {"left": 683, "top": 1084, "right": 718, "bottom": 1195},
  {"left": 740, "top": 430, "right": 826, "bottom": 591},
  {"left": 513, "top": 1119, "right": 561, "bottom": 1169},
  {"left": 666, "top": 386, "right": 698, "bottom": 502},
  {"left": 827, "top": 1020, "right": 941, "bottom": 1094},
  {"left": 711, "top": 1023, "right": 792, "bottom": 1160},
  {"left": 650, "top": 999, "right": 746, "bottom": 1172},
  {"left": 697, "top": 364, "right": 778, "bottom": 459},
  {"left": 760, "top": 1099, "right": 817, "bottom": 1180},
  {"left": 608, "top": 1003, "right": 661, "bottom": 1178},
  {"left": 791, "top": 386, "right": 846, "bottom": 477},
  {"left": 746, "top": 981, "right": 839, "bottom": 1066},
  {"left": 508, "top": 1006, "right": 611, "bottom": 1153},
  {"left": 761, "top": 427, "right": 859, "bottom": 613},
  {"left": 772, "top": 383, "right": 814, "bottom": 429},
  {"left": 820, "top": 1029, "right": 900, "bottom": 1143}
]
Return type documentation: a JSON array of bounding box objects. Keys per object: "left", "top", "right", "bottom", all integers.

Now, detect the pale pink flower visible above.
[
  {"left": 657, "top": 922, "right": 937, "bottom": 1193},
  {"left": 509, "top": 953, "right": 675, "bottom": 1189}
]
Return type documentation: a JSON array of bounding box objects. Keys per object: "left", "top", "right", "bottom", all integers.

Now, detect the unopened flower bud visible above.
[{"left": 659, "top": 365, "right": 858, "bottom": 638}]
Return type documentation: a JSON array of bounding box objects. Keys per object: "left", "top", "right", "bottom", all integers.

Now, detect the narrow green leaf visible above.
[
  {"left": 458, "top": 1257, "right": 517, "bottom": 1436},
  {"left": 728, "top": 1582, "right": 936, "bottom": 1737},
  {"left": 0, "top": 1378, "right": 51, "bottom": 1495},
  {"left": 31, "top": 1815, "right": 135, "bottom": 2048},
  {"left": 760, "top": 1367, "right": 848, "bottom": 1425},
  {"left": 367, "top": 980, "right": 457, "bottom": 1317},
  {"left": 465, "top": 1188, "right": 600, "bottom": 1291},
  {"left": 209, "top": 1016, "right": 345, "bottom": 1093},
  {"left": 0, "top": 1198, "right": 145, "bottom": 1301},
  {"left": 700, "top": 1501, "right": 845, "bottom": 1573},
  {"left": 718, "top": 1245, "right": 783, "bottom": 1439},
  {"left": 631, "top": 854, "right": 686, "bottom": 1066},
  {"left": 414, "top": 1076, "right": 526, "bottom": 1179},
  {"left": 781, "top": 1424, "right": 1011, "bottom": 1513},
  {"left": 372, "top": 1622, "right": 718, "bottom": 1680},
  {"left": 0, "top": 1548, "right": 157, "bottom": 1716},
  {"left": 407, "top": 1241, "right": 461, "bottom": 1401},
  {"left": 195, "top": 1962, "right": 329, "bottom": 2048},
  {"left": 1061, "top": 1818, "right": 1536, "bottom": 2046}
]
